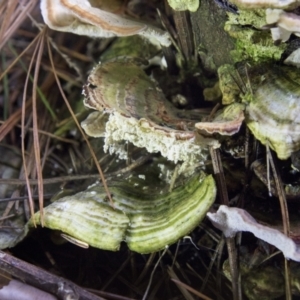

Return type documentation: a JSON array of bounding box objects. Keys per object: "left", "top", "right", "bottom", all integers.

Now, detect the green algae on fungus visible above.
[
  {"left": 30, "top": 174, "right": 216, "bottom": 253},
  {"left": 218, "top": 63, "right": 300, "bottom": 160},
  {"left": 203, "top": 82, "right": 222, "bottom": 102},
  {"left": 227, "top": 9, "right": 267, "bottom": 28},
  {"left": 218, "top": 64, "right": 241, "bottom": 105},
  {"left": 245, "top": 66, "right": 300, "bottom": 159},
  {"left": 225, "top": 10, "right": 286, "bottom": 62}
]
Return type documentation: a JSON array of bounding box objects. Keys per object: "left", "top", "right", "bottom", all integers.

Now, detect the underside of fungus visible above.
[
  {"left": 266, "top": 9, "right": 300, "bottom": 42},
  {"left": 207, "top": 205, "right": 300, "bottom": 262},
  {"left": 195, "top": 103, "right": 245, "bottom": 136}
]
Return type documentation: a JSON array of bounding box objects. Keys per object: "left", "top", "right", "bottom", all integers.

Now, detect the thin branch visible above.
[{"left": 0, "top": 250, "right": 105, "bottom": 300}]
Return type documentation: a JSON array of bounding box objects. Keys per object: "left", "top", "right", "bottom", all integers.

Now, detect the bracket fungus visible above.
[
  {"left": 245, "top": 66, "right": 300, "bottom": 160},
  {"left": 30, "top": 174, "right": 216, "bottom": 253},
  {"left": 195, "top": 103, "right": 245, "bottom": 136},
  {"left": 82, "top": 58, "right": 219, "bottom": 172},
  {"left": 218, "top": 64, "right": 300, "bottom": 160},
  {"left": 40, "top": 0, "right": 171, "bottom": 47}
]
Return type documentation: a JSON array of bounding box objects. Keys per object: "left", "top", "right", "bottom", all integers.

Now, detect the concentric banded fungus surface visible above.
[
  {"left": 30, "top": 174, "right": 216, "bottom": 253},
  {"left": 218, "top": 64, "right": 300, "bottom": 160},
  {"left": 245, "top": 66, "right": 300, "bottom": 159},
  {"left": 82, "top": 59, "right": 219, "bottom": 170}
]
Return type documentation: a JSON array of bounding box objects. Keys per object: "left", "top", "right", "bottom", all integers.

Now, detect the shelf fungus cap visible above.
[
  {"left": 30, "top": 174, "right": 216, "bottom": 253},
  {"left": 218, "top": 62, "right": 300, "bottom": 160},
  {"left": 245, "top": 66, "right": 300, "bottom": 159},
  {"left": 82, "top": 58, "right": 219, "bottom": 172},
  {"left": 40, "top": 0, "right": 171, "bottom": 47}
]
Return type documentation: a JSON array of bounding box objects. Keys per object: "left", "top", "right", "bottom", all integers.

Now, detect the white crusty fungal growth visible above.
[
  {"left": 40, "top": 0, "right": 171, "bottom": 47},
  {"left": 266, "top": 9, "right": 300, "bottom": 42},
  {"left": 167, "top": 0, "right": 200, "bottom": 12},
  {"left": 207, "top": 205, "right": 300, "bottom": 262},
  {"left": 103, "top": 111, "right": 218, "bottom": 171}
]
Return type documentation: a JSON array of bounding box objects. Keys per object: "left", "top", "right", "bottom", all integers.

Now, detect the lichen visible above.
[
  {"left": 167, "top": 0, "right": 199, "bottom": 12},
  {"left": 227, "top": 9, "right": 267, "bottom": 28},
  {"left": 225, "top": 10, "right": 286, "bottom": 62},
  {"left": 218, "top": 64, "right": 241, "bottom": 105}
]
